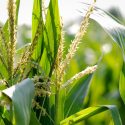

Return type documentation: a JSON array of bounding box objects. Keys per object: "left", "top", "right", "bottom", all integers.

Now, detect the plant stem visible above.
[{"left": 55, "top": 89, "right": 65, "bottom": 125}]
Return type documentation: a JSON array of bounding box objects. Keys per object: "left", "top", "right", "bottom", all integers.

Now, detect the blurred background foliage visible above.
[
  {"left": 63, "top": 7, "right": 125, "bottom": 125},
  {"left": 0, "top": 6, "right": 124, "bottom": 125}
]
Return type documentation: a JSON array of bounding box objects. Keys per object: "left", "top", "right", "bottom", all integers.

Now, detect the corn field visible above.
[{"left": 0, "top": 0, "right": 125, "bottom": 125}]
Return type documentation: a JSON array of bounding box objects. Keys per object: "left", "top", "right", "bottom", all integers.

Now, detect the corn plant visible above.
[{"left": 0, "top": 0, "right": 125, "bottom": 125}]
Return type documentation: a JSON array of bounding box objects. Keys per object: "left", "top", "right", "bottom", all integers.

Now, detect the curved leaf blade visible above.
[
  {"left": 2, "top": 78, "right": 35, "bottom": 125},
  {"left": 61, "top": 105, "right": 122, "bottom": 125},
  {"left": 119, "top": 62, "right": 125, "bottom": 104},
  {"left": 65, "top": 74, "right": 92, "bottom": 117},
  {"left": 79, "top": 4, "right": 125, "bottom": 105},
  {"left": 79, "top": 4, "right": 125, "bottom": 56}
]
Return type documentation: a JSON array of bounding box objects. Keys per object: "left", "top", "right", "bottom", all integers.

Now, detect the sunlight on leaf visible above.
[
  {"left": 79, "top": 3, "right": 125, "bottom": 106},
  {"left": 79, "top": 3, "right": 125, "bottom": 56},
  {"left": 61, "top": 105, "right": 122, "bottom": 125}
]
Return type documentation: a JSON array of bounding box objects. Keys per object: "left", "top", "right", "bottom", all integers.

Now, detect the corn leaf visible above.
[
  {"left": 79, "top": 4, "right": 125, "bottom": 55},
  {"left": 34, "top": 2, "right": 62, "bottom": 123},
  {"left": 29, "top": 110, "right": 41, "bottom": 125},
  {"left": 32, "top": 0, "right": 42, "bottom": 39},
  {"left": 1, "top": 118, "right": 12, "bottom": 125},
  {"left": 0, "top": 106, "right": 11, "bottom": 125},
  {"left": 0, "top": 21, "right": 9, "bottom": 79},
  {"left": 15, "top": 0, "right": 20, "bottom": 25},
  {"left": 44, "top": 0, "right": 61, "bottom": 59},
  {"left": 40, "top": 0, "right": 61, "bottom": 75},
  {"left": 65, "top": 75, "right": 92, "bottom": 117},
  {"left": 32, "top": 0, "right": 44, "bottom": 61},
  {"left": 79, "top": 4, "right": 125, "bottom": 106},
  {"left": 119, "top": 61, "right": 125, "bottom": 104},
  {"left": 2, "top": 78, "right": 34, "bottom": 125},
  {"left": 61, "top": 105, "right": 122, "bottom": 125},
  {"left": 0, "top": 116, "right": 5, "bottom": 125}
]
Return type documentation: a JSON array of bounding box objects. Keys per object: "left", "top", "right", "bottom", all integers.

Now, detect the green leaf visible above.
[
  {"left": 61, "top": 105, "right": 122, "bottom": 125},
  {"left": 2, "top": 117, "right": 12, "bottom": 125},
  {"left": 119, "top": 61, "right": 125, "bottom": 104},
  {"left": 15, "top": 0, "right": 20, "bottom": 25},
  {"left": 0, "top": 116, "right": 5, "bottom": 125},
  {"left": 79, "top": 4, "right": 125, "bottom": 104},
  {"left": 2, "top": 78, "right": 35, "bottom": 125},
  {"left": 0, "top": 22, "right": 9, "bottom": 79},
  {"left": 45, "top": 0, "right": 61, "bottom": 59},
  {"left": 0, "top": 62, "right": 8, "bottom": 79},
  {"left": 32, "top": 0, "right": 42, "bottom": 39},
  {"left": 90, "top": 6, "right": 125, "bottom": 106},
  {"left": 39, "top": 48, "right": 50, "bottom": 75},
  {"left": 79, "top": 4, "right": 125, "bottom": 56},
  {"left": 1, "top": 107, "right": 12, "bottom": 125},
  {"left": 40, "top": 0, "right": 61, "bottom": 75},
  {"left": 29, "top": 110, "right": 41, "bottom": 125},
  {"left": 0, "top": 117, "right": 5, "bottom": 125},
  {"left": 64, "top": 75, "right": 92, "bottom": 117},
  {"left": 32, "top": 0, "right": 44, "bottom": 61}
]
